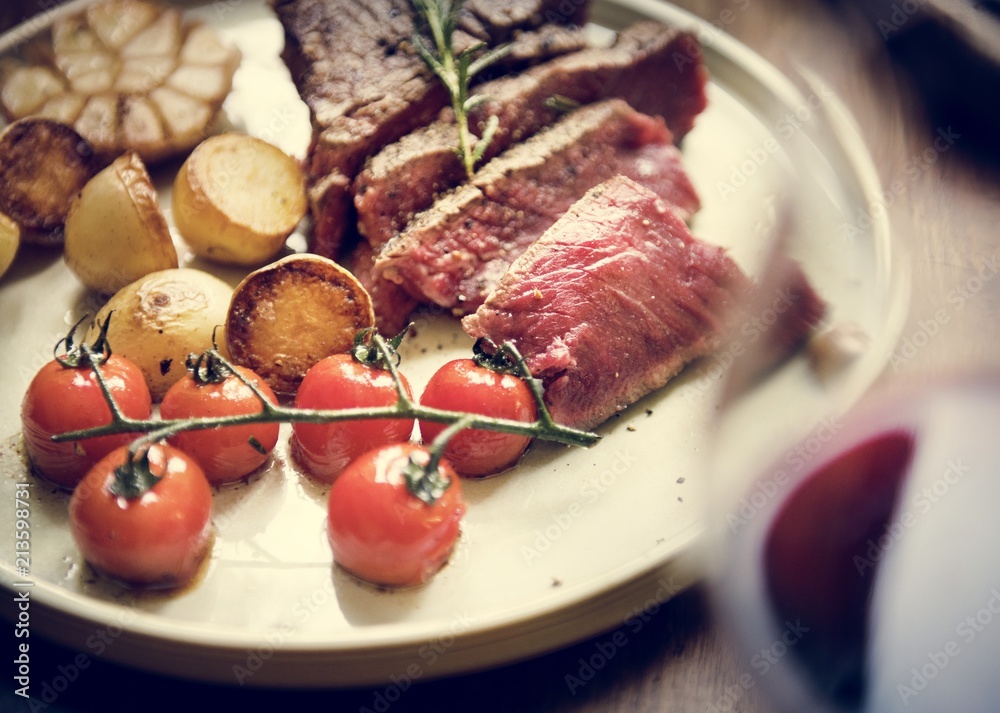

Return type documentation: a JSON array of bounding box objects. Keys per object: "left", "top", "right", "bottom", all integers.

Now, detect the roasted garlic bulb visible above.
[{"left": 0, "top": 0, "right": 241, "bottom": 164}]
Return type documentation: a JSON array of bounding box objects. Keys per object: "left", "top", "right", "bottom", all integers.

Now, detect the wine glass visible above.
[{"left": 705, "top": 242, "right": 1000, "bottom": 713}]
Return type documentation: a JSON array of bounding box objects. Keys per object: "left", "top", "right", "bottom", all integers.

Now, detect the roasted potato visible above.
[
  {"left": 226, "top": 255, "right": 375, "bottom": 394},
  {"left": 0, "top": 0, "right": 240, "bottom": 165},
  {"left": 88, "top": 268, "right": 234, "bottom": 401},
  {"left": 64, "top": 151, "right": 178, "bottom": 294},
  {"left": 0, "top": 211, "right": 20, "bottom": 279},
  {"left": 0, "top": 117, "right": 97, "bottom": 246},
  {"left": 172, "top": 133, "right": 307, "bottom": 266}
]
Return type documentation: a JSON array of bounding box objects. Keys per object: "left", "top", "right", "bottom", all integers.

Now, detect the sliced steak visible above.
[
  {"left": 374, "top": 99, "right": 701, "bottom": 314},
  {"left": 355, "top": 117, "right": 469, "bottom": 247},
  {"left": 481, "top": 24, "right": 590, "bottom": 78},
  {"left": 273, "top": 0, "right": 442, "bottom": 257},
  {"left": 471, "top": 20, "right": 707, "bottom": 149},
  {"left": 355, "top": 21, "right": 708, "bottom": 247},
  {"left": 341, "top": 239, "right": 420, "bottom": 338},
  {"left": 272, "top": 0, "right": 591, "bottom": 257},
  {"left": 462, "top": 175, "right": 750, "bottom": 431},
  {"left": 460, "top": 0, "right": 588, "bottom": 43},
  {"left": 274, "top": 0, "right": 436, "bottom": 180}
]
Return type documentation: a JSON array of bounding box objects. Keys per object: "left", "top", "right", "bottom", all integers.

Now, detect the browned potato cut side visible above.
[
  {"left": 227, "top": 255, "right": 375, "bottom": 394},
  {"left": 173, "top": 133, "right": 307, "bottom": 266},
  {"left": 0, "top": 118, "right": 97, "bottom": 246},
  {"left": 0, "top": 211, "right": 21, "bottom": 279}
]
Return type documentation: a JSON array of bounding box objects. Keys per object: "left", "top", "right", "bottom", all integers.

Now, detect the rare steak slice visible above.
[
  {"left": 355, "top": 21, "right": 707, "bottom": 247},
  {"left": 340, "top": 239, "right": 420, "bottom": 338},
  {"left": 272, "top": 0, "right": 590, "bottom": 257},
  {"left": 374, "top": 99, "right": 700, "bottom": 314},
  {"left": 462, "top": 175, "right": 750, "bottom": 431}
]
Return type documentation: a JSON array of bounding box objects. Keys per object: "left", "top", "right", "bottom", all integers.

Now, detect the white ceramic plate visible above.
[{"left": 0, "top": 0, "right": 907, "bottom": 687}]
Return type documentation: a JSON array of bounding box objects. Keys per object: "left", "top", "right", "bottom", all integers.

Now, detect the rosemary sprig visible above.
[{"left": 410, "top": 0, "right": 510, "bottom": 178}]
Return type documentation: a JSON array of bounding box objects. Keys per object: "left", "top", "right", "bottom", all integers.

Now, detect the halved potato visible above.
[
  {"left": 87, "top": 268, "right": 234, "bottom": 401},
  {"left": 64, "top": 151, "right": 178, "bottom": 294},
  {"left": 173, "top": 133, "right": 307, "bottom": 267},
  {"left": 226, "top": 255, "right": 375, "bottom": 394},
  {"left": 0, "top": 117, "right": 97, "bottom": 245},
  {"left": 0, "top": 211, "right": 20, "bottom": 279}
]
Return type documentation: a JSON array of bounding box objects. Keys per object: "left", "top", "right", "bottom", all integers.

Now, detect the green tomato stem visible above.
[
  {"left": 403, "top": 414, "right": 475, "bottom": 505},
  {"left": 51, "top": 335, "right": 599, "bottom": 455}
]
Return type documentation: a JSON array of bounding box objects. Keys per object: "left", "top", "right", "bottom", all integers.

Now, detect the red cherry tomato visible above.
[
  {"left": 69, "top": 443, "right": 213, "bottom": 589},
  {"left": 160, "top": 364, "right": 280, "bottom": 485},
  {"left": 290, "top": 354, "right": 414, "bottom": 483},
  {"left": 21, "top": 353, "right": 152, "bottom": 489},
  {"left": 418, "top": 359, "right": 537, "bottom": 477},
  {"left": 327, "top": 442, "right": 465, "bottom": 587}
]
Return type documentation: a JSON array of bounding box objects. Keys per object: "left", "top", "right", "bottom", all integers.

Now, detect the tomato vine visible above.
[{"left": 51, "top": 330, "right": 600, "bottom": 502}]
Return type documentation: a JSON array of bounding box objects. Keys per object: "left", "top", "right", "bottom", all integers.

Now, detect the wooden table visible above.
[{"left": 3, "top": 1, "right": 998, "bottom": 710}]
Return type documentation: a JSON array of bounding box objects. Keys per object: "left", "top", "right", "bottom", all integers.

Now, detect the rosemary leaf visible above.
[
  {"left": 410, "top": 0, "right": 510, "bottom": 178},
  {"left": 472, "top": 115, "right": 500, "bottom": 163}
]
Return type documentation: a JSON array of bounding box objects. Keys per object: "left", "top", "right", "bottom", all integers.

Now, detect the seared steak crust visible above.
[
  {"left": 460, "top": 0, "right": 587, "bottom": 42},
  {"left": 470, "top": 20, "right": 707, "bottom": 149},
  {"left": 355, "top": 21, "right": 708, "bottom": 247},
  {"left": 274, "top": 0, "right": 436, "bottom": 178},
  {"left": 341, "top": 239, "right": 420, "bottom": 337},
  {"left": 354, "top": 118, "right": 468, "bottom": 248},
  {"left": 462, "top": 175, "right": 750, "bottom": 431},
  {"left": 272, "top": 0, "right": 591, "bottom": 257},
  {"left": 375, "top": 99, "right": 701, "bottom": 315}
]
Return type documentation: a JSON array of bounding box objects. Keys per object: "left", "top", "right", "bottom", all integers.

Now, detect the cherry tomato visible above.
[
  {"left": 160, "top": 364, "right": 280, "bottom": 485},
  {"left": 327, "top": 443, "right": 465, "bottom": 587},
  {"left": 290, "top": 354, "right": 414, "bottom": 483},
  {"left": 21, "top": 353, "right": 152, "bottom": 489},
  {"left": 418, "top": 359, "right": 537, "bottom": 477},
  {"left": 69, "top": 443, "right": 213, "bottom": 589}
]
